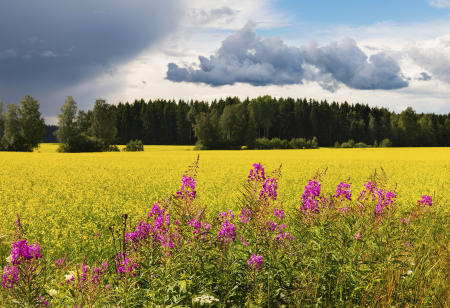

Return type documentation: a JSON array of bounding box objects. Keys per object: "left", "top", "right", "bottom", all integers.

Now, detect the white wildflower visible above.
[
  {"left": 65, "top": 270, "right": 76, "bottom": 281},
  {"left": 193, "top": 294, "right": 219, "bottom": 305},
  {"left": 5, "top": 255, "right": 12, "bottom": 263},
  {"left": 48, "top": 289, "right": 58, "bottom": 297}
]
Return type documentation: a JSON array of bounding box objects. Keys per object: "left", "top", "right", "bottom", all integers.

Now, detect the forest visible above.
[
  {"left": 51, "top": 95, "right": 450, "bottom": 150},
  {"left": 3, "top": 95, "right": 450, "bottom": 151}
]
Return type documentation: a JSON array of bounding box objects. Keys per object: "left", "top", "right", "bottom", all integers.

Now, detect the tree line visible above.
[
  {"left": 56, "top": 95, "right": 449, "bottom": 150},
  {"left": 1, "top": 95, "right": 449, "bottom": 152}
]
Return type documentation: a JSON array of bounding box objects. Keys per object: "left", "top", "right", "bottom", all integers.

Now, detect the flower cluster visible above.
[
  {"left": 10, "top": 239, "right": 42, "bottom": 265},
  {"left": 335, "top": 182, "right": 352, "bottom": 200},
  {"left": 418, "top": 195, "right": 432, "bottom": 207},
  {"left": 115, "top": 253, "right": 138, "bottom": 277},
  {"left": 216, "top": 210, "right": 236, "bottom": 244},
  {"left": 259, "top": 177, "right": 278, "bottom": 201},
  {"left": 63, "top": 260, "right": 110, "bottom": 307},
  {"left": 301, "top": 180, "right": 321, "bottom": 213},
  {"left": 358, "top": 181, "right": 396, "bottom": 216},
  {"left": 188, "top": 219, "right": 211, "bottom": 240},
  {"left": 248, "top": 163, "right": 265, "bottom": 182},
  {"left": 193, "top": 294, "right": 219, "bottom": 305},
  {"left": 126, "top": 202, "right": 176, "bottom": 250},
  {"left": 247, "top": 254, "right": 263, "bottom": 270},
  {"left": 2, "top": 240, "right": 42, "bottom": 289},
  {"left": 239, "top": 208, "right": 252, "bottom": 224},
  {"left": 264, "top": 220, "right": 295, "bottom": 242},
  {"left": 358, "top": 181, "right": 378, "bottom": 201},
  {"left": 2, "top": 265, "right": 18, "bottom": 289},
  {"left": 373, "top": 189, "right": 397, "bottom": 216},
  {"left": 79, "top": 261, "right": 109, "bottom": 286},
  {"left": 54, "top": 255, "right": 67, "bottom": 269},
  {"left": 274, "top": 208, "right": 284, "bottom": 219},
  {"left": 175, "top": 175, "right": 197, "bottom": 201}
]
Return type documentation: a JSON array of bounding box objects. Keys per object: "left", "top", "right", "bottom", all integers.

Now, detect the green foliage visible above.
[
  {"left": 57, "top": 133, "right": 105, "bottom": 153},
  {"left": 252, "top": 137, "right": 319, "bottom": 149},
  {"left": 20, "top": 95, "right": 45, "bottom": 150},
  {"left": 55, "top": 96, "right": 78, "bottom": 145},
  {"left": 90, "top": 99, "right": 117, "bottom": 147},
  {"left": 380, "top": 138, "right": 393, "bottom": 147},
  {"left": 1, "top": 104, "right": 23, "bottom": 150},
  {"left": 193, "top": 111, "right": 221, "bottom": 149},
  {"left": 124, "top": 140, "right": 144, "bottom": 152},
  {"left": 0, "top": 96, "right": 44, "bottom": 151},
  {"left": 354, "top": 142, "right": 369, "bottom": 148},
  {"left": 341, "top": 139, "right": 355, "bottom": 148}
]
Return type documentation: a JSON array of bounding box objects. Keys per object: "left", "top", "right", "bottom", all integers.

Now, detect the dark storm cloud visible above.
[
  {"left": 0, "top": 0, "right": 182, "bottom": 114},
  {"left": 167, "top": 23, "right": 409, "bottom": 91}
]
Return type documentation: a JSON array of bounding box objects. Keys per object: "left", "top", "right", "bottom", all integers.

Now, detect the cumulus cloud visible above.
[
  {"left": 167, "top": 23, "right": 409, "bottom": 91},
  {"left": 429, "top": 0, "right": 450, "bottom": 8},
  {"left": 0, "top": 0, "right": 182, "bottom": 114},
  {"left": 407, "top": 35, "right": 450, "bottom": 84}
]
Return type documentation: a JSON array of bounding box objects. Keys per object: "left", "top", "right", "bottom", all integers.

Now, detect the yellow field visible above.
[{"left": 0, "top": 144, "right": 449, "bottom": 260}]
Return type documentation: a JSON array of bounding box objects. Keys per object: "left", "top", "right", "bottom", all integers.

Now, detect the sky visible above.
[{"left": 0, "top": 0, "right": 449, "bottom": 124}]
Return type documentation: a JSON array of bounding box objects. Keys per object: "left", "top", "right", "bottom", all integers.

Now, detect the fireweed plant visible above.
[{"left": 1, "top": 158, "right": 448, "bottom": 306}]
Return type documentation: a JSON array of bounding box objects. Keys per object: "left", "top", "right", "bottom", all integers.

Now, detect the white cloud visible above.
[
  {"left": 429, "top": 0, "right": 450, "bottom": 8},
  {"left": 406, "top": 35, "right": 450, "bottom": 84},
  {"left": 167, "top": 24, "right": 408, "bottom": 90}
]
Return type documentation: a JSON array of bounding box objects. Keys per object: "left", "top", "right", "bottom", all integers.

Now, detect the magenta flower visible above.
[
  {"left": 354, "top": 233, "right": 362, "bottom": 240},
  {"left": 239, "top": 208, "right": 252, "bottom": 224},
  {"left": 274, "top": 208, "right": 284, "bottom": 219},
  {"left": 10, "top": 239, "right": 42, "bottom": 265},
  {"left": 301, "top": 180, "right": 321, "bottom": 213},
  {"left": 248, "top": 254, "right": 263, "bottom": 270},
  {"left": 259, "top": 178, "right": 278, "bottom": 201},
  {"left": 374, "top": 189, "right": 397, "bottom": 216},
  {"left": 115, "top": 253, "right": 138, "bottom": 277},
  {"left": 188, "top": 219, "right": 210, "bottom": 240},
  {"left": 248, "top": 163, "right": 266, "bottom": 182},
  {"left": 126, "top": 202, "right": 177, "bottom": 250},
  {"left": 358, "top": 181, "right": 377, "bottom": 200},
  {"left": 2, "top": 264, "right": 19, "bottom": 288},
  {"left": 175, "top": 175, "right": 197, "bottom": 201},
  {"left": 54, "top": 256, "right": 67, "bottom": 268},
  {"left": 216, "top": 210, "right": 236, "bottom": 244},
  {"left": 335, "top": 182, "right": 352, "bottom": 200},
  {"left": 418, "top": 195, "right": 432, "bottom": 207}
]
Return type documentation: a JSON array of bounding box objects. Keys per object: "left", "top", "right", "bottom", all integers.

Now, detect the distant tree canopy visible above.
[
  {"left": 50, "top": 95, "right": 449, "bottom": 151},
  {"left": 112, "top": 96, "right": 450, "bottom": 148},
  {"left": 55, "top": 97, "right": 117, "bottom": 152},
  {"left": 0, "top": 95, "right": 45, "bottom": 151}
]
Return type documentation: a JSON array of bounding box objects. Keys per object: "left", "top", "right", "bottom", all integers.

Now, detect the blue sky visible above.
[
  {"left": 278, "top": 0, "right": 447, "bottom": 25},
  {"left": 0, "top": 0, "right": 449, "bottom": 122}
]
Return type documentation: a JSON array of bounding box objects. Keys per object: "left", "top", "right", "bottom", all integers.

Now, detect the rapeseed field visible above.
[
  {"left": 0, "top": 145, "right": 448, "bottom": 306},
  {"left": 0, "top": 145, "right": 448, "bottom": 260}
]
